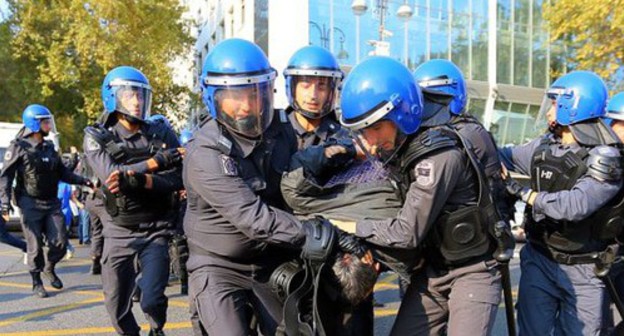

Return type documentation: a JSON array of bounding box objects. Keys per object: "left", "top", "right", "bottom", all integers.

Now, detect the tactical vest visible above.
[
  {"left": 526, "top": 138, "right": 624, "bottom": 253},
  {"left": 210, "top": 111, "right": 296, "bottom": 210},
  {"left": 396, "top": 126, "right": 500, "bottom": 266},
  {"left": 15, "top": 139, "right": 61, "bottom": 199},
  {"left": 85, "top": 123, "right": 176, "bottom": 228}
]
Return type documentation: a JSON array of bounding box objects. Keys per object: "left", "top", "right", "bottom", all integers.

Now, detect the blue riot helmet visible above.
[
  {"left": 200, "top": 38, "right": 277, "bottom": 138},
  {"left": 22, "top": 104, "right": 53, "bottom": 133},
  {"left": 340, "top": 57, "right": 423, "bottom": 160},
  {"left": 148, "top": 114, "right": 172, "bottom": 129},
  {"left": 101, "top": 66, "right": 152, "bottom": 125},
  {"left": 606, "top": 92, "right": 624, "bottom": 122},
  {"left": 179, "top": 128, "right": 193, "bottom": 146},
  {"left": 413, "top": 59, "right": 467, "bottom": 115},
  {"left": 284, "top": 45, "right": 343, "bottom": 119},
  {"left": 546, "top": 71, "right": 607, "bottom": 126}
]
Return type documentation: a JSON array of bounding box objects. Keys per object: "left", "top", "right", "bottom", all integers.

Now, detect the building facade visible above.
[{"left": 194, "top": 0, "right": 565, "bottom": 145}]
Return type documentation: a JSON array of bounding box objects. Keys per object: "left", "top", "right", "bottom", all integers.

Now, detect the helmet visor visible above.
[
  {"left": 288, "top": 72, "right": 340, "bottom": 119},
  {"left": 113, "top": 82, "right": 152, "bottom": 121},
  {"left": 214, "top": 82, "right": 274, "bottom": 138}
]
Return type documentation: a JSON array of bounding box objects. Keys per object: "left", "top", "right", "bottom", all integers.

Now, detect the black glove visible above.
[
  {"left": 83, "top": 180, "right": 94, "bottom": 189},
  {"left": 153, "top": 148, "right": 182, "bottom": 170},
  {"left": 503, "top": 175, "right": 533, "bottom": 203},
  {"left": 325, "top": 138, "right": 357, "bottom": 168},
  {"left": 118, "top": 172, "right": 147, "bottom": 193},
  {"left": 336, "top": 228, "right": 367, "bottom": 258},
  {"left": 301, "top": 216, "right": 337, "bottom": 262}
]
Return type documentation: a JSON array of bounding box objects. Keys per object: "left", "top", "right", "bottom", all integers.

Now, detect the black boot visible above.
[
  {"left": 148, "top": 328, "right": 165, "bottom": 336},
  {"left": 43, "top": 268, "right": 63, "bottom": 289},
  {"left": 30, "top": 272, "right": 48, "bottom": 298},
  {"left": 90, "top": 257, "right": 101, "bottom": 275}
]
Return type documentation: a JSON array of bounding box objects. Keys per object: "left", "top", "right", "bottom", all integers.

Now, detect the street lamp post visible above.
[
  {"left": 397, "top": 2, "right": 413, "bottom": 67},
  {"left": 351, "top": 0, "right": 368, "bottom": 63},
  {"left": 309, "top": 21, "right": 349, "bottom": 60}
]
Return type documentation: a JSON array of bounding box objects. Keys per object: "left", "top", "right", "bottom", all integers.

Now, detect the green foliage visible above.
[
  {"left": 1, "top": 0, "right": 194, "bottom": 148},
  {"left": 544, "top": 0, "right": 624, "bottom": 91}
]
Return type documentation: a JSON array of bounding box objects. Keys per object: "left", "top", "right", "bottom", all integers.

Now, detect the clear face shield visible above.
[
  {"left": 287, "top": 70, "right": 342, "bottom": 119},
  {"left": 536, "top": 87, "right": 565, "bottom": 133},
  {"left": 42, "top": 116, "right": 60, "bottom": 149},
  {"left": 214, "top": 81, "right": 275, "bottom": 139},
  {"left": 111, "top": 80, "right": 153, "bottom": 121}
]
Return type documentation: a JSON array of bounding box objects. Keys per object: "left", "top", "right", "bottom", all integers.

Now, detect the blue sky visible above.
[{"left": 0, "top": 0, "right": 8, "bottom": 21}]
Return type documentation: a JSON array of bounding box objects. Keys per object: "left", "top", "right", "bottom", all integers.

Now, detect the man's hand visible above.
[
  {"left": 336, "top": 228, "right": 367, "bottom": 258},
  {"left": 324, "top": 145, "right": 347, "bottom": 158},
  {"left": 153, "top": 148, "right": 184, "bottom": 170},
  {"left": 105, "top": 170, "right": 147, "bottom": 193},
  {"left": 353, "top": 135, "right": 377, "bottom": 160},
  {"left": 503, "top": 174, "right": 535, "bottom": 204},
  {"left": 1, "top": 203, "right": 14, "bottom": 222}
]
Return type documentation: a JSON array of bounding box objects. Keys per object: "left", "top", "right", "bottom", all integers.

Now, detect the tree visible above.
[
  {"left": 4, "top": 0, "right": 194, "bottom": 148},
  {"left": 544, "top": 0, "right": 624, "bottom": 91}
]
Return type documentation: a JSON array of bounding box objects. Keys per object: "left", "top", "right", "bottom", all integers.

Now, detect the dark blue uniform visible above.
[
  {"left": 500, "top": 134, "right": 622, "bottom": 335},
  {"left": 0, "top": 136, "right": 86, "bottom": 274},
  {"left": 183, "top": 114, "right": 305, "bottom": 336},
  {"left": 84, "top": 120, "right": 182, "bottom": 336}
]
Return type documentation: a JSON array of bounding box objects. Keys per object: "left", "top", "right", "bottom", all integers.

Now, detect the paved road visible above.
[{"left": 0, "top": 239, "right": 522, "bottom": 335}]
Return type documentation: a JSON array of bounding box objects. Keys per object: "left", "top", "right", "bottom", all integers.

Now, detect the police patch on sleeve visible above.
[
  {"left": 414, "top": 159, "right": 435, "bottom": 187},
  {"left": 220, "top": 154, "right": 238, "bottom": 176},
  {"left": 3, "top": 149, "right": 12, "bottom": 162},
  {"left": 85, "top": 136, "right": 101, "bottom": 152}
]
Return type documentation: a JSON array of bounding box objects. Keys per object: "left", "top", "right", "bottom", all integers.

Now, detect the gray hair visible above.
[{"left": 332, "top": 253, "right": 378, "bottom": 306}]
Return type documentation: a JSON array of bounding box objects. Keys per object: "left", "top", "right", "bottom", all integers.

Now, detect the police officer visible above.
[
  {"left": 414, "top": 60, "right": 516, "bottom": 224},
  {"left": 499, "top": 71, "right": 623, "bottom": 335},
  {"left": 339, "top": 57, "right": 503, "bottom": 335},
  {"left": 83, "top": 66, "right": 184, "bottom": 336},
  {"left": 184, "top": 38, "right": 358, "bottom": 336},
  {"left": 284, "top": 45, "right": 345, "bottom": 149},
  {"left": 0, "top": 104, "right": 92, "bottom": 298}
]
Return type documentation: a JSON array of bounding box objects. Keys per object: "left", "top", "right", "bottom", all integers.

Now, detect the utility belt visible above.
[{"left": 531, "top": 241, "right": 620, "bottom": 273}]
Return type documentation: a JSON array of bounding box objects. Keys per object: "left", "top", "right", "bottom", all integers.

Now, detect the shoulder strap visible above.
[
  {"left": 84, "top": 124, "right": 126, "bottom": 162},
  {"left": 399, "top": 127, "right": 458, "bottom": 175}
]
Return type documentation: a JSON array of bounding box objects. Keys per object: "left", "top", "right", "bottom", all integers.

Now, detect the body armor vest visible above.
[
  {"left": 85, "top": 123, "right": 175, "bottom": 228},
  {"left": 526, "top": 138, "right": 624, "bottom": 253},
  {"left": 397, "top": 126, "right": 501, "bottom": 266},
  {"left": 15, "top": 139, "right": 61, "bottom": 199}
]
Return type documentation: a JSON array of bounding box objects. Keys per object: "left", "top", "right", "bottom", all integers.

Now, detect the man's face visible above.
[
  {"left": 219, "top": 86, "right": 260, "bottom": 121},
  {"left": 612, "top": 120, "right": 624, "bottom": 143},
  {"left": 361, "top": 120, "right": 399, "bottom": 152},
  {"left": 118, "top": 88, "right": 146, "bottom": 118},
  {"left": 294, "top": 76, "right": 331, "bottom": 114},
  {"left": 39, "top": 118, "right": 52, "bottom": 135},
  {"left": 546, "top": 99, "right": 557, "bottom": 130}
]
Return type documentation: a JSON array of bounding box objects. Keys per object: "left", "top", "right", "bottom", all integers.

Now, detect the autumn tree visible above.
[
  {"left": 3, "top": 0, "right": 194, "bottom": 147},
  {"left": 544, "top": 0, "right": 624, "bottom": 91}
]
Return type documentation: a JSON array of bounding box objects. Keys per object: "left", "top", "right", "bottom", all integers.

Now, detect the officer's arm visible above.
[
  {"left": 187, "top": 147, "right": 305, "bottom": 246},
  {"left": 145, "top": 170, "right": 184, "bottom": 193},
  {"left": 59, "top": 157, "right": 88, "bottom": 185},
  {"left": 0, "top": 143, "right": 21, "bottom": 205},
  {"left": 498, "top": 136, "right": 544, "bottom": 175},
  {"left": 531, "top": 146, "right": 623, "bottom": 222},
  {"left": 83, "top": 134, "right": 152, "bottom": 182},
  {"left": 354, "top": 150, "right": 463, "bottom": 249}
]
